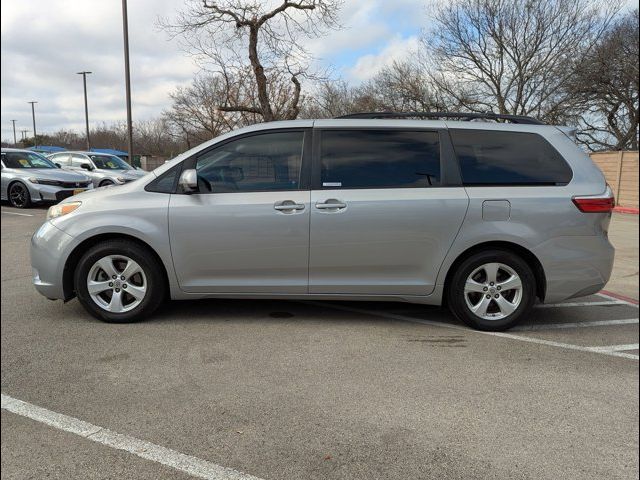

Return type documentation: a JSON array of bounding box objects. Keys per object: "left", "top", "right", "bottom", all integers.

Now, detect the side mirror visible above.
[
  {"left": 55, "top": 163, "right": 62, "bottom": 168},
  {"left": 178, "top": 169, "right": 198, "bottom": 193},
  {"left": 80, "top": 163, "right": 93, "bottom": 171}
]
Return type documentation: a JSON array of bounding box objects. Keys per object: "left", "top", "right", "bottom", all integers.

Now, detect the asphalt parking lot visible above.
[{"left": 1, "top": 206, "right": 638, "bottom": 480}]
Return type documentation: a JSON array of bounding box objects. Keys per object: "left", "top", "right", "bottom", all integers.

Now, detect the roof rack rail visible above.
[{"left": 335, "top": 111, "right": 545, "bottom": 125}]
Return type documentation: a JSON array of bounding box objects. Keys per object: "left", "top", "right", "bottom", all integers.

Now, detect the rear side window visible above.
[
  {"left": 319, "top": 130, "right": 440, "bottom": 189},
  {"left": 450, "top": 130, "right": 572, "bottom": 186}
]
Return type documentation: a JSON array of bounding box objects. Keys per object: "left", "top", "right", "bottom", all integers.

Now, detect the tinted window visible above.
[
  {"left": 450, "top": 130, "right": 573, "bottom": 186},
  {"left": 89, "top": 154, "right": 132, "bottom": 170},
  {"left": 145, "top": 165, "right": 180, "bottom": 193},
  {"left": 2, "top": 151, "right": 56, "bottom": 169},
  {"left": 196, "top": 131, "right": 304, "bottom": 193},
  {"left": 320, "top": 130, "right": 440, "bottom": 189}
]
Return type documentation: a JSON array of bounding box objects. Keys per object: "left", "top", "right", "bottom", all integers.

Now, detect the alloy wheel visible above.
[
  {"left": 463, "top": 262, "right": 523, "bottom": 320},
  {"left": 87, "top": 255, "right": 147, "bottom": 313}
]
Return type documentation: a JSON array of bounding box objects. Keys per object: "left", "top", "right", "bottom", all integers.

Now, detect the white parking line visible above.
[
  {"left": 1, "top": 210, "right": 34, "bottom": 217},
  {"left": 306, "top": 302, "right": 639, "bottom": 361},
  {"left": 511, "top": 318, "right": 639, "bottom": 331},
  {"left": 536, "top": 300, "right": 628, "bottom": 308},
  {"left": 1, "top": 393, "right": 263, "bottom": 480},
  {"left": 588, "top": 343, "right": 639, "bottom": 352},
  {"left": 597, "top": 292, "right": 639, "bottom": 308}
]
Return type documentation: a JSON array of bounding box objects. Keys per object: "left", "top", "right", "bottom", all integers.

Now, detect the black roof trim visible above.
[{"left": 335, "top": 111, "right": 545, "bottom": 125}]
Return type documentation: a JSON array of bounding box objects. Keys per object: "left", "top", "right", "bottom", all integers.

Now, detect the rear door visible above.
[{"left": 309, "top": 125, "right": 469, "bottom": 296}]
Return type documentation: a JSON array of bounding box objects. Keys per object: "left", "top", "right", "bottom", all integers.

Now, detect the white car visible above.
[{"left": 47, "top": 151, "right": 147, "bottom": 188}]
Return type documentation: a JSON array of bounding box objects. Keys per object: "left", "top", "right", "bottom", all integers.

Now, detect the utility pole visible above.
[
  {"left": 20, "top": 129, "right": 29, "bottom": 141},
  {"left": 28, "top": 101, "right": 38, "bottom": 145},
  {"left": 77, "top": 71, "right": 92, "bottom": 150},
  {"left": 121, "top": 0, "right": 134, "bottom": 164},
  {"left": 10, "top": 120, "right": 17, "bottom": 145}
]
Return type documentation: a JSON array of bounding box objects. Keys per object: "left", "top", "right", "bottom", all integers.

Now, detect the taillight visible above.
[{"left": 572, "top": 186, "right": 615, "bottom": 213}]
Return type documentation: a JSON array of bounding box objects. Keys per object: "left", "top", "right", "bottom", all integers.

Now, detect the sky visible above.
[{"left": 0, "top": 0, "right": 427, "bottom": 143}]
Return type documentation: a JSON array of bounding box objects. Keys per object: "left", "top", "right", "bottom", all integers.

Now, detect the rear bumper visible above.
[
  {"left": 31, "top": 221, "right": 75, "bottom": 300},
  {"left": 533, "top": 235, "right": 615, "bottom": 303}
]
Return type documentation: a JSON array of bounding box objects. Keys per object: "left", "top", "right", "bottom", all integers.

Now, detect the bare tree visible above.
[
  {"left": 424, "top": 0, "right": 621, "bottom": 121},
  {"left": 568, "top": 10, "right": 639, "bottom": 150},
  {"left": 161, "top": 0, "right": 342, "bottom": 122}
]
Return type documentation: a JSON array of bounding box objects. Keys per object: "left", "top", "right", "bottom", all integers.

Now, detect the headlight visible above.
[
  {"left": 28, "top": 177, "right": 40, "bottom": 184},
  {"left": 116, "top": 176, "right": 127, "bottom": 183},
  {"left": 47, "top": 201, "right": 82, "bottom": 220}
]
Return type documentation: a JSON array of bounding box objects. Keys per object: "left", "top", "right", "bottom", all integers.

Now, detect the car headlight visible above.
[
  {"left": 47, "top": 201, "right": 82, "bottom": 220},
  {"left": 116, "top": 176, "right": 127, "bottom": 183},
  {"left": 28, "top": 177, "right": 40, "bottom": 184}
]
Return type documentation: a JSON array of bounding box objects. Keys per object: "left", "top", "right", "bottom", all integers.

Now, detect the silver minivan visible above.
[{"left": 30, "top": 113, "right": 615, "bottom": 330}]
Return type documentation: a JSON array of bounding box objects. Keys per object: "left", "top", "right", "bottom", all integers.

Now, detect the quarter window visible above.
[
  {"left": 195, "top": 131, "right": 304, "bottom": 193},
  {"left": 450, "top": 130, "right": 573, "bottom": 186},
  {"left": 319, "top": 130, "right": 440, "bottom": 189}
]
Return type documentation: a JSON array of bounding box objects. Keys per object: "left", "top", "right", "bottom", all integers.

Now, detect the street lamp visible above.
[
  {"left": 28, "top": 101, "right": 38, "bottom": 144},
  {"left": 10, "top": 120, "right": 17, "bottom": 145},
  {"left": 77, "top": 71, "right": 92, "bottom": 150},
  {"left": 121, "top": 0, "right": 134, "bottom": 164}
]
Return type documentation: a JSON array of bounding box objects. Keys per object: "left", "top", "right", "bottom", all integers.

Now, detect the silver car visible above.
[
  {"left": 1, "top": 148, "right": 93, "bottom": 208},
  {"left": 47, "top": 151, "right": 147, "bottom": 188},
  {"left": 30, "top": 114, "right": 615, "bottom": 331}
]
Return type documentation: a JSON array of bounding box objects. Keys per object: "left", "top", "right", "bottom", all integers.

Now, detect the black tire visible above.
[
  {"left": 447, "top": 249, "right": 536, "bottom": 331},
  {"left": 100, "top": 180, "right": 115, "bottom": 187},
  {"left": 8, "top": 181, "right": 32, "bottom": 208},
  {"left": 74, "top": 239, "right": 165, "bottom": 323}
]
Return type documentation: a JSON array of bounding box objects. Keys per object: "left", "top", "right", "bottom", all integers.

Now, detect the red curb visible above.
[
  {"left": 613, "top": 206, "right": 639, "bottom": 214},
  {"left": 600, "top": 290, "right": 640, "bottom": 305}
]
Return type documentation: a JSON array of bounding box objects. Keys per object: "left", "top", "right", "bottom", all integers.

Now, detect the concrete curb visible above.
[{"left": 614, "top": 207, "right": 639, "bottom": 214}]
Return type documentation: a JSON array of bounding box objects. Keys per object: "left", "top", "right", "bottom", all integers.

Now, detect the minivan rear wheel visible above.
[
  {"left": 447, "top": 249, "right": 536, "bottom": 331},
  {"left": 74, "top": 240, "right": 165, "bottom": 323}
]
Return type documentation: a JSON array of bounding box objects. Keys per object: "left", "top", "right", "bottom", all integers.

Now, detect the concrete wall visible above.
[
  {"left": 590, "top": 151, "right": 639, "bottom": 209},
  {"left": 139, "top": 156, "right": 167, "bottom": 172}
]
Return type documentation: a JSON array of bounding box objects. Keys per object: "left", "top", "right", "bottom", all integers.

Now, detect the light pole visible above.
[
  {"left": 121, "top": 0, "right": 134, "bottom": 164},
  {"left": 10, "top": 120, "right": 17, "bottom": 145},
  {"left": 77, "top": 71, "right": 92, "bottom": 150},
  {"left": 28, "top": 101, "right": 38, "bottom": 144},
  {"left": 20, "top": 129, "right": 29, "bottom": 141}
]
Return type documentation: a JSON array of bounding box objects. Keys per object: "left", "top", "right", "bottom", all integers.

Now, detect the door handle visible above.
[
  {"left": 274, "top": 201, "right": 305, "bottom": 212},
  {"left": 315, "top": 200, "right": 347, "bottom": 210}
]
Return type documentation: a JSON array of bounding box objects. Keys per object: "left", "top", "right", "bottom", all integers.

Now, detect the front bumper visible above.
[
  {"left": 31, "top": 221, "right": 75, "bottom": 300},
  {"left": 27, "top": 183, "right": 93, "bottom": 203}
]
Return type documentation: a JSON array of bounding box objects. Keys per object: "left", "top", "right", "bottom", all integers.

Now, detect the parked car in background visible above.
[
  {"left": 1, "top": 148, "right": 92, "bottom": 208},
  {"left": 47, "top": 151, "right": 147, "bottom": 188},
  {"left": 31, "top": 113, "right": 615, "bottom": 331}
]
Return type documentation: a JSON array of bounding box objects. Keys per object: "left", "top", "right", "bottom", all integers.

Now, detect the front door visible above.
[
  {"left": 169, "top": 129, "right": 311, "bottom": 294},
  {"left": 309, "top": 128, "right": 469, "bottom": 296}
]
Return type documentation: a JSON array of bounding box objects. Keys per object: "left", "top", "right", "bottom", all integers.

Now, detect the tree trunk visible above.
[{"left": 248, "top": 26, "right": 274, "bottom": 122}]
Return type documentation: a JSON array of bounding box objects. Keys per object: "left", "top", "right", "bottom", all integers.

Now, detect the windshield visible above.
[
  {"left": 1, "top": 151, "right": 57, "bottom": 169},
  {"left": 89, "top": 154, "right": 132, "bottom": 170}
]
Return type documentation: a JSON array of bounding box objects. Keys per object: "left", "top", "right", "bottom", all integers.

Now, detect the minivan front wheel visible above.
[
  {"left": 74, "top": 240, "right": 165, "bottom": 322},
  {"left": 447, "top": 250, "right": 536, "bottom": 331}
]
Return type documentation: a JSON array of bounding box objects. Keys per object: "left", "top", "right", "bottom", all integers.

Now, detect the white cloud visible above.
[
  {"left": 0, "top": 0, "right": 198, "bottom": 141},
  {"left": 0, "top": 0, "right": 428, "bottom": 142},
  {"left": 348, "top": 35, "right": 421, "bottom": 82}
]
